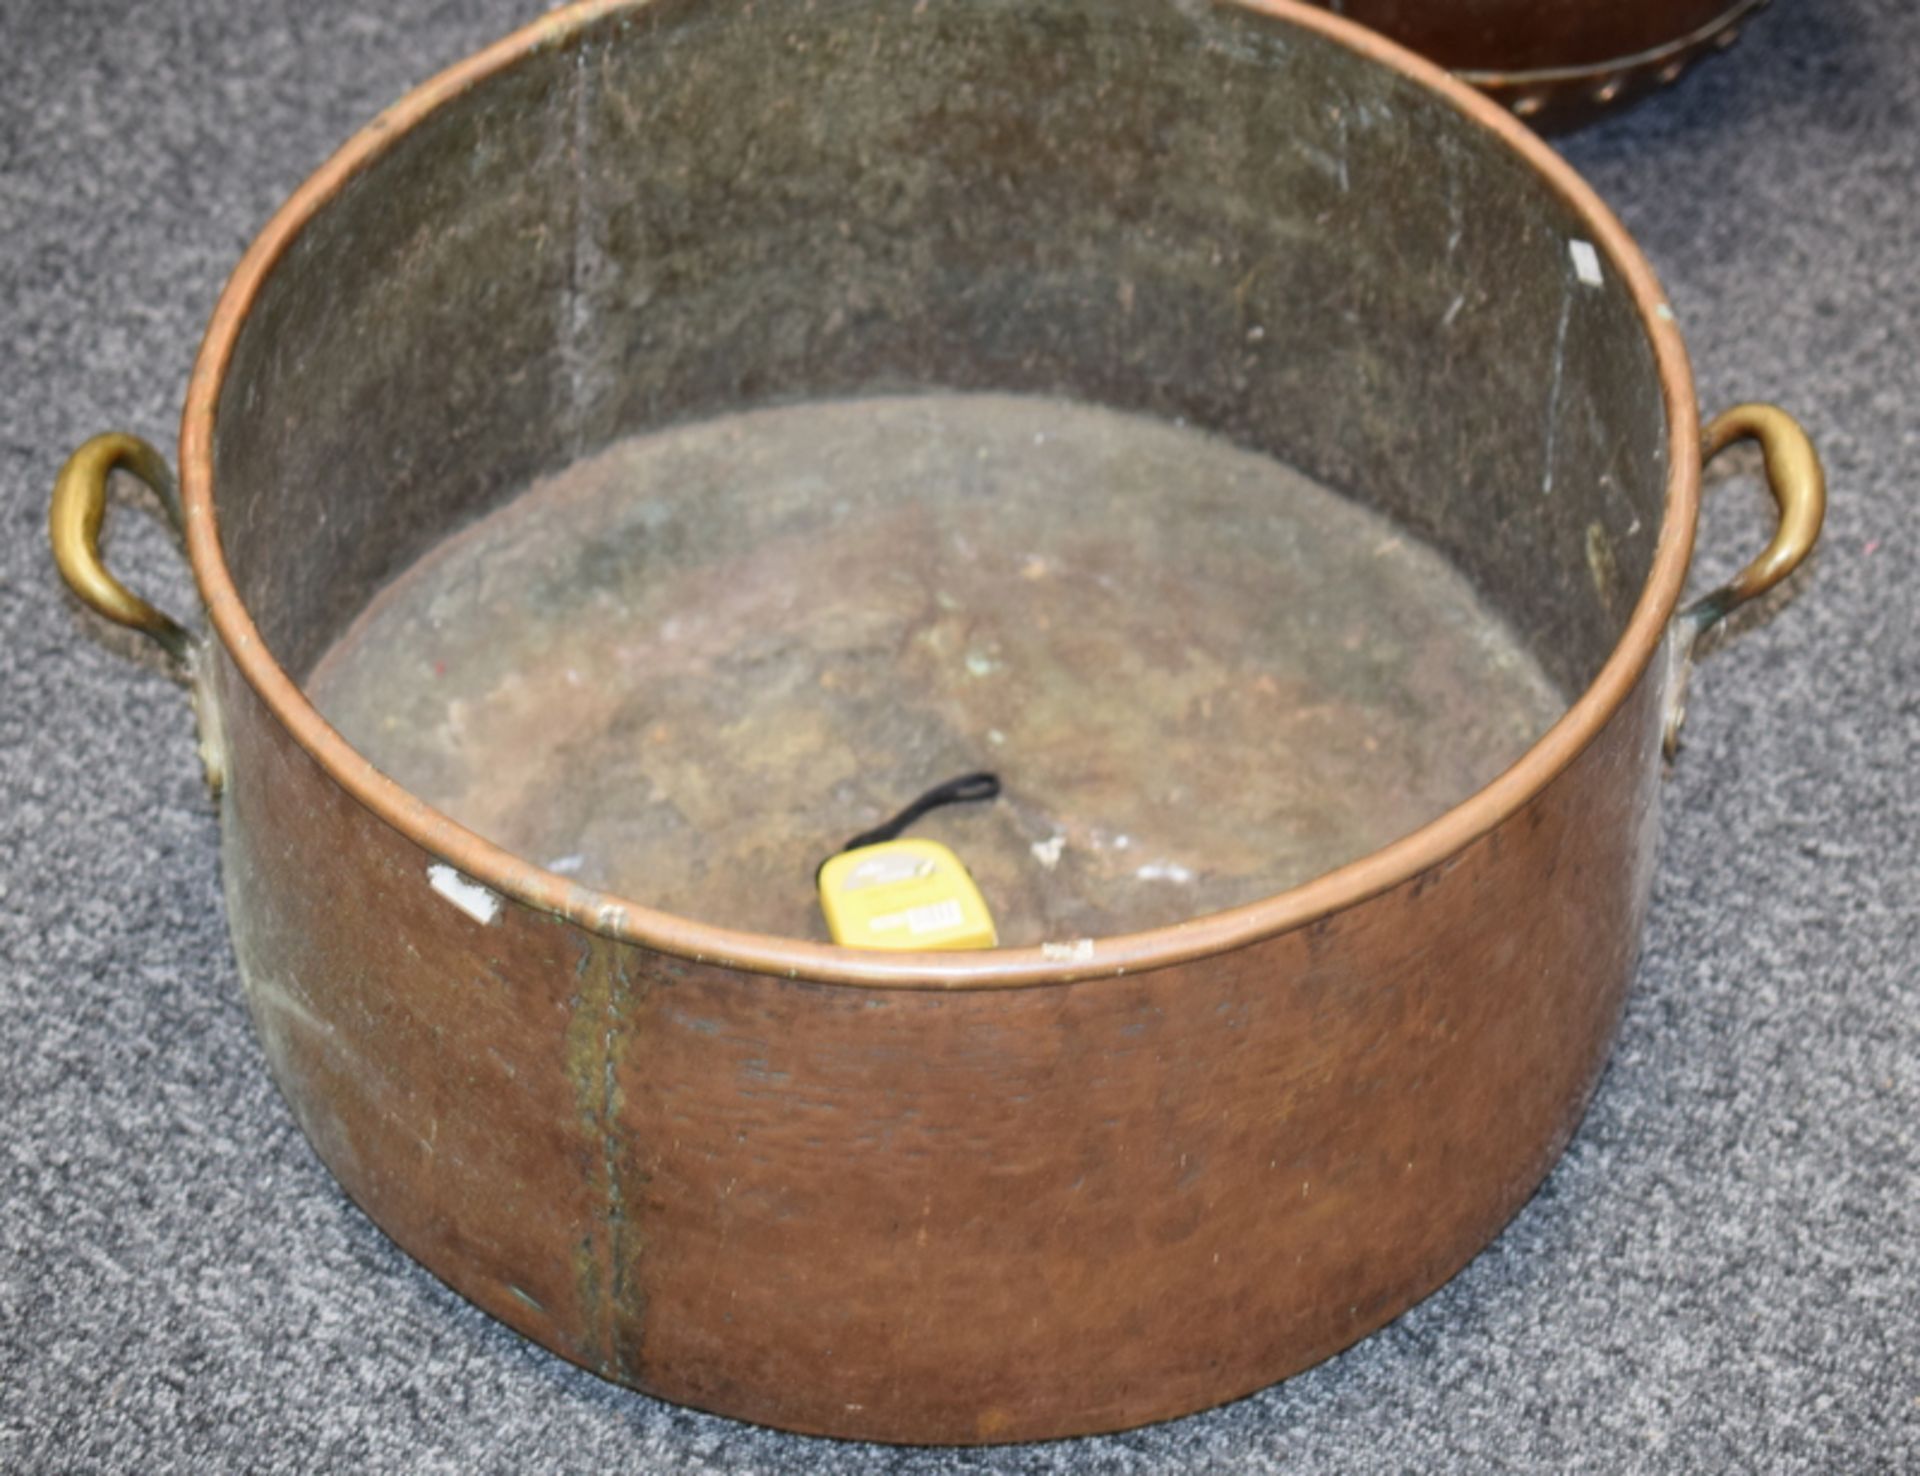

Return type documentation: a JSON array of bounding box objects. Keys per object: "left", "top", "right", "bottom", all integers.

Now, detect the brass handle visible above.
[
  {"left": 1682, "top": 403, "right": 1827, "bottom": 635},
  {"left": 50, "top": 432, "right": 195, "bottom": 665},
  {"left": 1664, "top": 402, "right": 1827, "bottom": 756}
]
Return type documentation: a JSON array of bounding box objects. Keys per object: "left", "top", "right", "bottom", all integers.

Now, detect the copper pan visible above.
[{"left": 49, "top": 0, "right": 1822, "bottom": 1444}]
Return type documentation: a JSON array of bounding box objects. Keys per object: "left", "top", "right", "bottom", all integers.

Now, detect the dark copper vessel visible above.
[
  {"left": 51, "top": 0, "right": 1821, "bottom": 1445},
  {"left": 1319, "top": 0, "right": 1772, "bottom": 129}
]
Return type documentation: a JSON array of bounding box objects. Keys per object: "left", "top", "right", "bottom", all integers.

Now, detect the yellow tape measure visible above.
[
  {"left": 819, "top": 838, "right": 998, "bottom": 950},
  {"left": 817, "top": 774, "right": 1000, "bottom": 951}
]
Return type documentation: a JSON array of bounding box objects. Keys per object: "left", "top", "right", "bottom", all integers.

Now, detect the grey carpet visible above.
[{"left": 2, "top": 0, "right": 1914, "bottom": 1470}]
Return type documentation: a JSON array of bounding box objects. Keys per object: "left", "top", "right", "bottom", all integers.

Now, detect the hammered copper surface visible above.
[
  {"left": 172, "top": 0, "right": 1706, "bottom": 1443},
  {"left": 220, "top": 634, "right": 1666, "bottom": 1442}
]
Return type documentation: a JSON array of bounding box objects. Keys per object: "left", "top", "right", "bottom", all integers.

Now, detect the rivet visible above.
[
  {"left": 1715, "top": 25, "right": 1743, "bottom": 50},
  {"left": 1594, "top": 76, "right": 1624, "bottom": 105},
  {"left": 1658, "top": 61, "right": 1687, "bottom": 86},
  {"left": 1512, "top": 93, "right": 1547, "bottom": 118}
]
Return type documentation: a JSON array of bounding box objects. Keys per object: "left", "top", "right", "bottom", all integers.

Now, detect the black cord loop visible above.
[{"left": 838, "top": 772, "right": 1002, "bottom": 855}]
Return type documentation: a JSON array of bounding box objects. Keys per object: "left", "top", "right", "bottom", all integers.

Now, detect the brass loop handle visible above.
[
  {"left": 50, "top": 432, "right": 195, "bottom": 666},
  {"left": 1664, "top": 402, "right": 1826, "bottom": 758},
  {"left": 1682, "top": 403, "right": 1827, "bottom": 637}
]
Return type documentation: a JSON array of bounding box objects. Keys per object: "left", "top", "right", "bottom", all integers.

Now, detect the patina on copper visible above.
[
  {"left": 301, "top": 393, "right": 1571, "bottom": 945},
  {"left": 51, "top": 0, "right": 1824, "bottom": 1445}
]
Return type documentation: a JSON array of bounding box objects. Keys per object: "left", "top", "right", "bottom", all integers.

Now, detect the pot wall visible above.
[
  {"left": 214, "top": 626, "right": 1671, "bottom": 1441},
  {"left": 209, "top": 0, "right": 1670, "bottom": 697}
]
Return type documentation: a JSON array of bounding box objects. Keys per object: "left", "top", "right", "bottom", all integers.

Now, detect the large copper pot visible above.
[
  {"left": 50, "top": 0, "right": 1822, "bottom": 1445},
  {"left": 1316, "top": 0, "right": 1773, "bottom": 129}
]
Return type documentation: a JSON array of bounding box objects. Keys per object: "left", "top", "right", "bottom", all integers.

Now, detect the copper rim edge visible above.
[{"left": 177, "top": 0, "right": 1701, "bottom": 990}]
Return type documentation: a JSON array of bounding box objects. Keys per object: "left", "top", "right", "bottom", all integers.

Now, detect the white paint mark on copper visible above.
[
  {"left": 428, "top": 863, "right": 502, "bottom": 925},
  {"left": 1569, "top": 238, "right": 1604, "bottom": 287}
]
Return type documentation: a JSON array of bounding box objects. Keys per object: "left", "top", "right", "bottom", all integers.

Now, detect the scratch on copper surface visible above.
[{"left": 1541, "top": 286, "right": 1574, "bottom": 496}]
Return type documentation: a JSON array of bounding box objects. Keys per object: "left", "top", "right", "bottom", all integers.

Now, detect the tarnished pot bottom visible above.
[
  {"left": 304, "top": 393, "right": 1570, "bottom": 947},
  {"left": 145, "top": 0, "right": 1748, "bottom": 1446}
]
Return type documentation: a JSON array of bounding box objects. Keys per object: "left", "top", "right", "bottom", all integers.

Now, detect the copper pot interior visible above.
[{"left": 210, "top": 0, "right": 1670, "bottom": 944}]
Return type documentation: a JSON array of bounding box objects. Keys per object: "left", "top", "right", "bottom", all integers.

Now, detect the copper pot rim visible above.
[{"left": 178, "top": 0, "right": 1702, "bottom": 991}]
